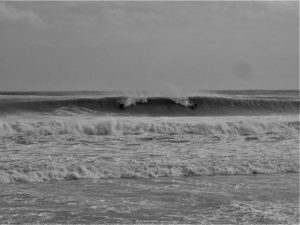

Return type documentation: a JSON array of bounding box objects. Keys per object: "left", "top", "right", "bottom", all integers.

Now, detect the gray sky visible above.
[{"left": 0, "top": 1, "right": 298, "bottom": 91}]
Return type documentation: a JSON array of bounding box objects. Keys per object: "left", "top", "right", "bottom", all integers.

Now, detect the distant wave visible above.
[{"left": 0, "top": 96, "right": 299, "bottom": 116}]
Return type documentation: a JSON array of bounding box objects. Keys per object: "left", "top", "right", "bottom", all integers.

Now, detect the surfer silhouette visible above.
[
  {"left": 118, "top": 103, "right": 125, "bottom": 109},
  {"left": 189, "top": 103, "right": 197, "bottom": 109}
]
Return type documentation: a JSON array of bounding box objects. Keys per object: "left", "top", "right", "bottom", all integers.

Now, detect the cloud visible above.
[
  {"left": 100, "top": 4, "right": 167, "bottom": 27},
  {"left": 208, "top": 1, "right": 298, "bottom": 21},
  {"left": 257, "top": 1, "right": 299, "bottom": 20},
  {"left": 264, "top": 1, "right": 299, "bottom": 12},
  {"left": 0, "top": 2, "right": 44, "bottom": 27}
]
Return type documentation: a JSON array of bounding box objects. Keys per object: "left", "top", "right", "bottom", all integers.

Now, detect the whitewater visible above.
[{"left": 0, "top": 90, "right": 299, "bottom": 224}]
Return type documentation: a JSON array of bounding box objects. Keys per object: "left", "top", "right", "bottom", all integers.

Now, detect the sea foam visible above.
[
  {"left": 0, "top": 156, "right": 298, "bottom": 183},
  {"left": 0, "top": 116, "right": 298, "bottom": 137}
]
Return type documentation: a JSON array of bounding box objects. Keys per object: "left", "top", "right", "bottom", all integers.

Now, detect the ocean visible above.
[{"left": 0, "top": 90, "right": 299, "bottom": 224}]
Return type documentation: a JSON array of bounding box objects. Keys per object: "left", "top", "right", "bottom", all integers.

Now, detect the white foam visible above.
[
  {"left": 0, "top": 115, "right": 298, "bottom": 137},
  {"left": 0, "top": 156, "right": 298, "bottom": 183}
]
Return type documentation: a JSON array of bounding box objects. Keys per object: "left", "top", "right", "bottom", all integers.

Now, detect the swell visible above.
[{"left": 0, "top": 96, "right": 299, "bottom": 116}]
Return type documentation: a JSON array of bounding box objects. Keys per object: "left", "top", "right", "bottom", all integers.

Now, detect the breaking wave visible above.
[
  {"left": 0, "top": 156, "right": 298, "bottom": 183},
  {"left": 0, "top": 95, "right": 299, "bottom": 116},
  {"left": 0, "top": 116, "right": 298, "bottom": 136}
]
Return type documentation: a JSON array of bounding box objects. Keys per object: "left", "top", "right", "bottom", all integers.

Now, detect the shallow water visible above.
[{"left": 0, "top": 174, "right": 298, "bottom": 224}]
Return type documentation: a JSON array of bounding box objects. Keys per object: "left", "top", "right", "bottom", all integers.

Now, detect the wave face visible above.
[{"left": 0, "top": 95, "right": 299, "bottom": 116}]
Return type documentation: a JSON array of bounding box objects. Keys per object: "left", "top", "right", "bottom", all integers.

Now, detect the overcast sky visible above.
[{"left": 0, "top": 1, "right": 298, "bottom": 91}]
